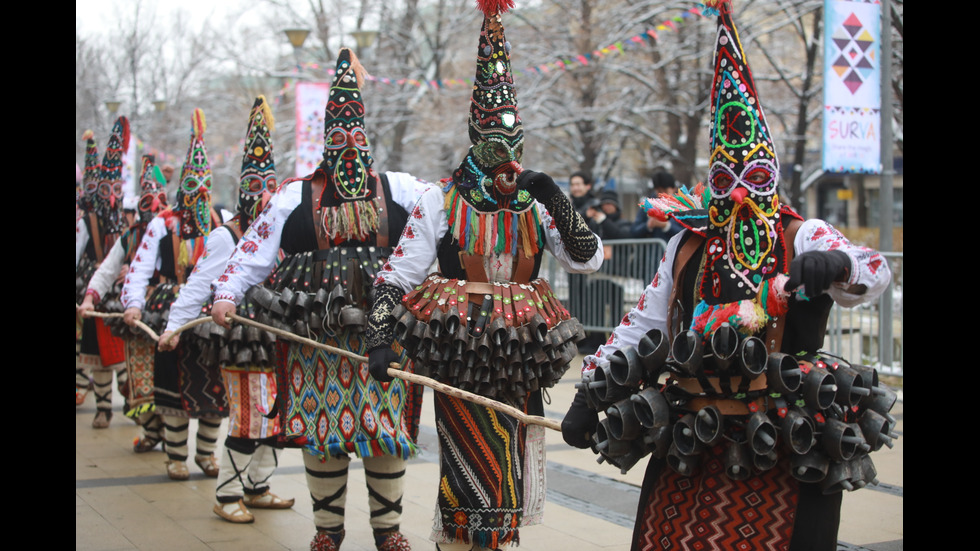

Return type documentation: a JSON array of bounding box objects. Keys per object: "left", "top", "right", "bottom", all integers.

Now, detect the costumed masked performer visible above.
[
  {"left": 76, "top": 130, "right": 100, "bottom": 406},
  {"left": 159, "top": 96, "right": 294, "bottom": 524},
  {"left": 560, "top": 3, "right": 896, "bottom": 550},
  {"left": 79, "top": 154, "right": 169, "bottom": 450},
  {"left": 122, "top": 109, "right": 228, "bottom": 481},
  {"left": 365, "top": 2, "right": 602, "bottom": 549},
  {"left": 76, "top": 120, "right": 131, "bottom": 427},
  {"left": 211, "top": 49, "right": 431, "bottom": 551}
]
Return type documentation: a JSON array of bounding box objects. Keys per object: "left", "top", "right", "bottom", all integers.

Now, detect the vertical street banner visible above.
[
  {"left": 822, "top": 0, "right": 881, "bottom": 173},
  {"left": 295, "top": 82, "right": 331, "bottom": 177},
  {"left": 124, "top": 132, "right": 138, "bottom": 200}
]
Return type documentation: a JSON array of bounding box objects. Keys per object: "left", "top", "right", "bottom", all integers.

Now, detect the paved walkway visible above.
[{"left": 77, "top": 362, "right": 903, "bottom": 550}]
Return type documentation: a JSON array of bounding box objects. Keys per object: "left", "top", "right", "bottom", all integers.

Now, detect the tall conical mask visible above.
[
  {"left": 701, "top": 0, "right": 786, "bottom": 307},
  {"left": 80, "top": 130, "right": 100, "bottom": 214},
  {"left": 239, "top": 95, "right": 277, "bottom": 232},
  {"left": 97, "top": 116, "right": 130, "bottom": 235},
  {"left": 137, "top": 155, "right": 167, "bottom": 224},
  {"left": 321, "top": 47, "right": 373, "bottom": 202},
  {"left": 175, "top": 108, "right": 213, "bottom": 240},
  {"left": 453, "top": 0, "right": 524, "bottom": 197}
]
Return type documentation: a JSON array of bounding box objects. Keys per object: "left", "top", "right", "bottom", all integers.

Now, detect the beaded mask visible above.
[
  {"left": 453, "top": 1, "right": 524, "bottom": 201},
  {"left": 238, "top": 96, "right": 277, "bottom": 232},
  {"left": 321, "top": 48, "right": 373, "bottom": 203},
  {"left": 80, "top": 130, "right": 100, "bottom": 214},
  {"left": 137, "top": 155, "right": 167, "bottom": 225},
  {"left": 96, "top": 116, "right": 129, "bottom": 235},
  {"left": 174, "top": 109, "right": 213, "bottom": 240},
  {"left": 701, "top": 0, "right": 787, "bottom": 307}
]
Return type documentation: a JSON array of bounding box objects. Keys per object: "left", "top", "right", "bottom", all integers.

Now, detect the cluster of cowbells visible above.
[
  {"left": 391, "top": 301, "right": 586, "bottom": 408},
  {"left": 582, "top": 324, "right": 898, "bottom": 494},
  {"left": 250, "top": 246, "right": 390, "bottom": 338}
]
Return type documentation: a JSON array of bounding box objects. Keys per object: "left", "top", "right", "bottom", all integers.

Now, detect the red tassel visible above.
[
  {"left": 476, "top": 0, "right": 515, "bottom": 17},
  {"left": 118, "top": 117, "right": 131, "bottom": 151}
]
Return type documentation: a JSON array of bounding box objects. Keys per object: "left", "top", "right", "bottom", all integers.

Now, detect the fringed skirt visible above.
[
  {"left": 276, "top": 331, "right": 420, "bottom": 460},
  {"left": 79, "top": 318, "right": 125, "bottom": 371},
  {"left": 153, "top": 339, "right": 228, "bottom": 420},
  {"left": 431, "top": 392, "right": 526, "bottom": 548},
  {"left": 123, "top": 336, "right": 156, "bottom": 418}
]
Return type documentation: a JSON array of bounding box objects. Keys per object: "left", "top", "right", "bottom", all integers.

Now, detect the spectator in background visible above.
[
  {"left": 587, "top": 189, "right": 631, "bottom": 240},
  {"left": 569, "top": 170, "right": 597, "bottom": 218},
  {"left": 631, "top": 170, "right": 682, "bottom": 241}
]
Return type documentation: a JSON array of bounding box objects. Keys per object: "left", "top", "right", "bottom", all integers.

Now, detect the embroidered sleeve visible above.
[
  {"left": 385, "top": 171, "right": 437, "bottom": 212},
  {"left": 373, "top": 185, "right": 447, "bottom": 293},
  {"left": 211, "top": 182, "right": 302, "bottom": 305},
  {"left": 121, "top": 215, "right": 167, "bottom": 310},
  {"left": 538, "top": 192, "right": 602, "bottom": 272},
  {"left": 794, "top": 219, "right": 892, "bottom": 308},
  {"left": 366, "top": 282, "right": 403, "bottom": 351},
  {"left": 580, "top": 231, "right": 684, "bottom": 375},
  {"left": 86, "top": 237, "right": 126, "bottom": 302},
  {"left": 76, "top": 218, "right": 88, "bottom": 268},
  {"left": 165, "top": 227, "right": 235, "bottom": 330}
]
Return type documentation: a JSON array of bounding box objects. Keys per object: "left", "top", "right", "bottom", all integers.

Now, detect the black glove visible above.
[
  {"left": 517, "top": 170, "right": 560, "bottom": 203},
  {"left": 561, "top": 386, "right": 599, "bottom": 449},
  {"left": 368, "top": 346, "right": 398, "bottom": 383},
  {"left": 786, "top": 250, "right": 851, "bottom": 299}
]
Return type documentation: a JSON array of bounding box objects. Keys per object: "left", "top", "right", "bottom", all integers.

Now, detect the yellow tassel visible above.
[
  {"left": 192, "top": 108, "right": 206, "bottom": 137},
  {"left": 256, "top": 95, "right": 275, "bottom": 132},
  {"left": 345, "top": 48, "right": 369, "bottom": 89},
  {"left": 82, "top": 129, "right": 94, "bottom": 140}
]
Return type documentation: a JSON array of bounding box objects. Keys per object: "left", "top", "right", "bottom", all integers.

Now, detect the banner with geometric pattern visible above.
[{"left": 822, "top": 0, "right": 881, "bottom": 174}]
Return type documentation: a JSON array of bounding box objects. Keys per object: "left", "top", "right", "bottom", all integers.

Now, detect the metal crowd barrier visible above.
[{"left": 541, "top": 240, "right": 903, "bottom": 377}]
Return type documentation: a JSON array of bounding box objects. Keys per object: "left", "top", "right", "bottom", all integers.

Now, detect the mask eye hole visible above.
[
  {"left": 266, "top": 179, "right": 278, "bottom": 193},
  {"left": 352, "top": 130, "right": 368, "bottom": 148},
  {"left": 744, "top": 166, "right": 772, "bottom": 186},
  {"left": 712, "top": 172, "right": 734, "bottom": 190}
]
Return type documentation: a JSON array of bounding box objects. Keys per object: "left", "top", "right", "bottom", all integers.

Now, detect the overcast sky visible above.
[{"left": 76, "top": 0, "right": 239, "bottom": 35}]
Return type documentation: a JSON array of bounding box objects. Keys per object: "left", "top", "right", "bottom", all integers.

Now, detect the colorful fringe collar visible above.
[
  {"left": 320, "top": 196, "right": 381, "bottom": 242},
  {"left": 443, "top": 183, "right": 543, "bottom": 258}
]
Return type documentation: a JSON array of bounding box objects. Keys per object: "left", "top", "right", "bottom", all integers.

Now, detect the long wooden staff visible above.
[{"left": 76, "top": 307, "right": 563, "bottom": 432}]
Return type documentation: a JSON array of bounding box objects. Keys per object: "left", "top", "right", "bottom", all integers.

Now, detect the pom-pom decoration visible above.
[{"left": 477, "top": 0, "right": 516, "bottom": 17}]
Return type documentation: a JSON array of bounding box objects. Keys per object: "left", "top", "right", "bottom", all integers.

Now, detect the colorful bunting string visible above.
[{"left": 268, "top": 6, "right": 704, "bottom": 99}]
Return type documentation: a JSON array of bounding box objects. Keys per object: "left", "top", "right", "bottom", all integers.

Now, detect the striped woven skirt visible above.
[{"left": 431, "top": 392, "right": 526, "bottom": 548}]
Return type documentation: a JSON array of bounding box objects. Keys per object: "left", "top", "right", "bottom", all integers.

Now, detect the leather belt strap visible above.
[
  {"left": 673, "top": 374, "right": 769, "bottom": 395},
  {"left": 685, "top": 396, "right": 772, "bottom": 416},
  {"left": 765, "top": 218, "right": 803, "bottom": 353},
  {"left": 375, "top": 173, "right": 389, "bottom": 248},
  {"left": 311, "top": 174, "right": 331, "bottom": 251},
  {"left": 88, "top": 213, "right": 105, "bottom": 262},
  {"left": 667, "top": 233, "right": 704, "bottom": 344},
  {"left": 171, "top": 231, "right": 184, "bottom": 285}
]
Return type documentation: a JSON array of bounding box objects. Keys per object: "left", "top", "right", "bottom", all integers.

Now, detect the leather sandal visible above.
[
  {"left": 243, "top": 490, "right": 295, "bottom": 509},
  {"left": 166, "top": 460, "right": 190, "bottom": 481},
  {"left": 92, "top": 410, "right": 112, "bottom": 429},
  {"left": 195, "top": 454, "right": 220, "bottom": 477},
  {"left": 213, "top": 500, "right": 254, "bottom": 524}
]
